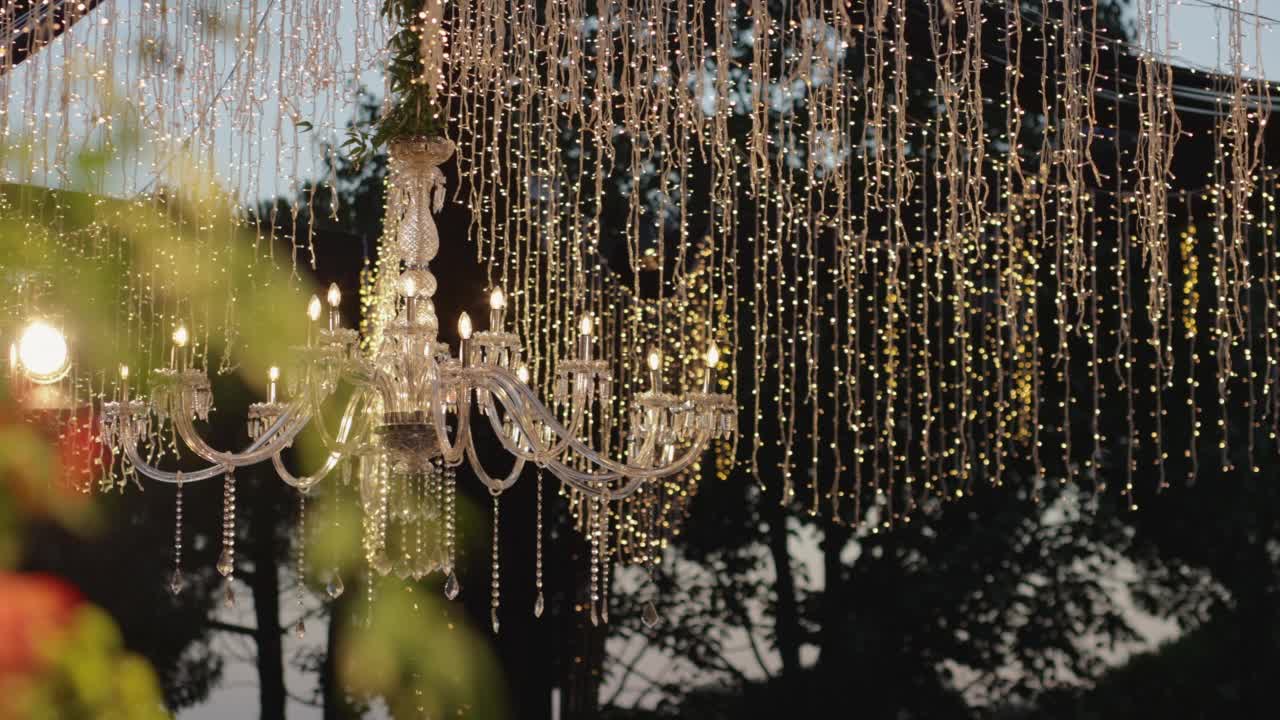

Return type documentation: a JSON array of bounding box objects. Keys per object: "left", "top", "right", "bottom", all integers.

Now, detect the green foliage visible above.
[
  {"left": 15, "top": 607, "right": 169, "bottom": 720},
  {"left": 345, "top": 0, "right": 444, "bottom": 166}
]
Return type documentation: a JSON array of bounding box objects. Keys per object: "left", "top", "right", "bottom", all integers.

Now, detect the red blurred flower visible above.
[{"left": 0, "top": 573, "right": 83, "bottom": 677}]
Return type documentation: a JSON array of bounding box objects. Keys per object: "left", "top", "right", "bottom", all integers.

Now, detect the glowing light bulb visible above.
[
  {"left": 516, "top": 365, "right": 530, "bottom": 384},
  {"left": 326, "top": 282, "right": 342, "bottom": 308},
  {"left": 268, "top": 366, "right": 280, "bottom": 403},
  {"left": 647, "top": 349, "right": 661, "bottom": 371},
  {"left": 706, "top": 342, "right": 720, "bottom": 367},
  {"left": 490, "top": 288, "right": 506, "bottom": 310},
  {"left": 119, "top": 364, "right": 130, "bottom": 380},
  {"left": 17, "top": 321, "right": 69, "bottom": 383},
  {"left": 579, "top": 314, "right": 593, "bottom": 337},
  {"left": 458, "top": 312, "right": 473, "bottom": 340},
  {"left": 307, "top": 295, "right": 322, "bottom": 322},
  {"left": 172, "top": 325, "right": 189, "bottom": 348}
]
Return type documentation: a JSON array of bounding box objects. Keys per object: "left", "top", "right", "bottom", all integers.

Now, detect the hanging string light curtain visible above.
[{"left": 442, "top": 0, "right": 1278, "bottom": 528}]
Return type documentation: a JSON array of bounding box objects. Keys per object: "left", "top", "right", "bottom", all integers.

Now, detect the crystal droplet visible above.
[
  {"left": 294, "top": 620, "right": 307, "bottom": 639},
  {"left": 590, "top": 605, "right": 599, "bottom": 627},
  {"left": 216, "top": 549, "right": 234, "bottom": 577},
  {"left": 326, "top": 573, "right": 345, "bottom": 600},
  {"left": 642, "top": 600, "right": 660, "bottom": 629},
  {"left": 533, "top": 592, "right": 545, "bottom": 618},
  {"left": 223, "top": 584, "right": 237, "bottom": 609},
  {"left": 443, "top": 570, "right": 460, "bottom": 600},
  {"left": 369, "top": 551, "right": 392, "bottom": 576},
  {"left": 490, "top": 608, "right": 500, "bottom": 634},
  {"left": 168, "top": 569, "right": 185, "bottom": 596},
  {"left": 394, "top": 558, "right": 412, "bottom": 580}
]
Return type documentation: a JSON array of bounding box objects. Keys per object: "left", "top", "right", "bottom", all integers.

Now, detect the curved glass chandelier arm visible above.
[
  {"left": 173, "top": 395, "right": 313, "bottom": 468},
  {"left": 473, "top": 368, "right": 715, "bottom": 494},
  {"left": 270, "top": 391, "right": 370, "bottom": 490},
  {"left": 475, "top": 375, "right": 589, "bottom": 465},
  {"left": 475, "top": 368, "right": 671, "bottom": 474},
  {"left": 430, "top": 381, "right": 472, "bottom": 466},
  {"left": 469, "top": 379, "right": 633, "bottom": 495},
  {"left": 117, "top": 404, "right": 305, "bottom": 484},
  {"left": 542, "top": 432, "right": 713, "bottom": 499},
  {"left": 476, "top": 385, "right": 712, "bottom": 499},
  {"left": 463, "top": 441, "right": 527, "bottom": 493},
  {"left": 272, "top": 451, "right": 340, "bottom": 491},
  {"left": 121, "top": 442, "right": 229, "bottom": 484},
  {"left": 305, "top": 381, "right": 347, "bottom": 452}
]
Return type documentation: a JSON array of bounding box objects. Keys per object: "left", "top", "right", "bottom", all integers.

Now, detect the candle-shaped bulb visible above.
[
  {"left": 516, "top": 364, "right": 530, "bottom": 384},
  {"left": 307, "top": 295, "right": 322, "bottom": 322},
  {"left": 326, "top": 282, "right": 342, "bottom": 308},
  {"left": 119, "top": 364, "right": 130, "bottom": 380},
  {"left": 489, "top": 288, "right": 506, "bottom": 331},
  {"left": 268, "top": 366, "right": 280, "bottom": 382},
  {"left": 647, "top": 349, "right": 661, "bottom": 371},
  {"left": 172, "top": 325, "right": 189, "bottom": 348},
  {"left": 458, "top": 312, "right": 473, "bottom": 340},
  {"left": 579, "top": 314, "right": 594, "bottom": 337},
  {"left": 705, "top": 342, "right": 720, "bottom": 367}
]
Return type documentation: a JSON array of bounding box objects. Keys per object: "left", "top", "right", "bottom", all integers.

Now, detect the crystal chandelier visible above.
[{"left": 99, "top": 134, "right": 735, "bottom": 624}]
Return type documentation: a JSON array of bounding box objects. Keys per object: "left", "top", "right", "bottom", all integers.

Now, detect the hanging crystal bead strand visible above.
[
  {"left": 294, "top": 492, "right": 308, "bottom": 638},
  {"left": 327, "top": 478, "right": 344, "bottom": 600},
  {"left": 589, "top": 491, "right": 600, "bottom": 627},
  {"left": 217, "top": 471, "right": 237, "bottom": 608},
  {"left": 533, "top": 469, "right": 545, "bottom": 618},
  {"left": 641, "top": 547, "right": 661, "bottom": 629},
  {"left": 599, "top": 497, "right": 611, "bottom": 624},
  {"left": 443, "top": 466, "right": 459, "bottom": 600},
  {"left": 490, "top": 492, "right": 501, "bottom": 634},
  {"left": 168, "top": 472, "right": 185, "bottom": 596}
]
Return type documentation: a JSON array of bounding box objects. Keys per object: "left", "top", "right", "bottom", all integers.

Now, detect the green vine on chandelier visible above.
[{"left": 344, "top": 0, "right": 445, "bottom": 166}]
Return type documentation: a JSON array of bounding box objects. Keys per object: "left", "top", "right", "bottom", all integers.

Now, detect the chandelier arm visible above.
[
  {"left": 473, "top": 366, "right": 670, "bottom": 474},
  {"left": 269, "top": 391, "right": 370, "bottom": 490},
  {"left": 121, "top": 441, "right": 228, "bottom": 483},
  {"left": 467, "top": 383, "right": 643, "bottom": 497},
  {"left": 429, "top": 380, "right": 472, "bottom": 466},
  {"left": 462, "top": 440, "right": 528, "bottom": 493},
  {"left": 541, "top": 433, "right": 713, "bottom": 499},
  {"left": 173, "top": 395, "right": 313, "bottom": 467},
  {"left": 475, "top": 369, "right": 712, "bottom": 488},
  {"left": 475, "top": 376, "right": 589, "bottom": 465},
  {"left": 471, "top": 374, "right": 601, "bottom": 467},
  {"left": 305, "top": 381, "right": 344, "bottom": 451},
  {"left": 271, "top": 451, "right": 340, "bottom": 491},
  {"left": 117, "top": 402, "right": 305, "bottom": 484},
  {"left": 475, "top": 368, "right": 670, "bottom": 473},
  {"left": 307, "top": 383, "right": 377, "bottom": 455}
]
